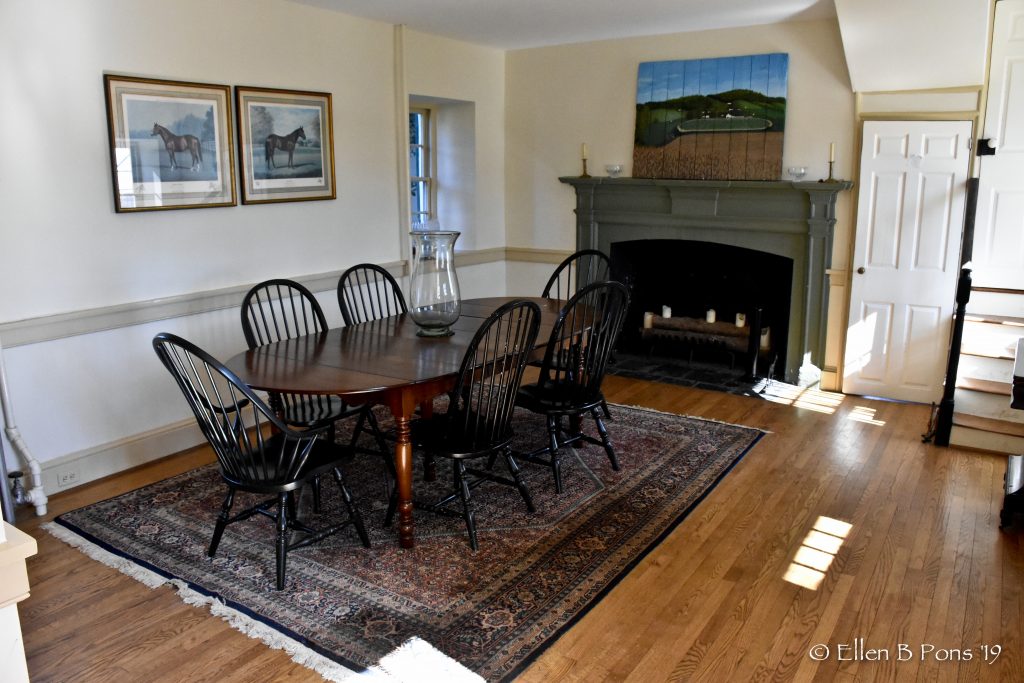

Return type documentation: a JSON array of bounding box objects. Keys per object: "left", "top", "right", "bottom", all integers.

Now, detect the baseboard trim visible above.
[{"left": 40, "top": 418, "right": 204, "bottom": 496}]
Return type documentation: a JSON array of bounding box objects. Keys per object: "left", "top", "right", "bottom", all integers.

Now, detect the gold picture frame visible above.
[
  {"left": 235, "top": 86, "right": 336, "bottom": 204},
  {"left": 104, "top": 74, "right": 236, "bottom": 212}
]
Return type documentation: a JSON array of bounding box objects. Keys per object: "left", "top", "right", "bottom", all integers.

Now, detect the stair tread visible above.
[
  {"left": 964, "top": 291, "right": 1024, "bottom": 320},
  {"left": 949, "top": 424, "right": 1024, "bottom": 454},
  {"left": 956, "top": 376, "right": 1011, "bottom": 395},
  {"left": 953, "top": 388, "right": 1024, "bottom": 437},
  {"left": 960, "top": 320, "right": 1022, "bottom": 359},
  {"left": 958, "top": 354, "right": 1014, "bottom": 378},
  {"left": 963, "top": 312, "right": 1024, "bottom": 325}
]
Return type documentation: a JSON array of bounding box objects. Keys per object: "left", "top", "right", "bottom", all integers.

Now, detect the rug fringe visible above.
[
  {"left": 43, "top": 521, "right": 167, "bottom": 589},
  {"left": 43, "top": 522, "right": 481, "bottom": 682},
  {"left": 610, "top": 401, "right": 773, "bottom": 433}
]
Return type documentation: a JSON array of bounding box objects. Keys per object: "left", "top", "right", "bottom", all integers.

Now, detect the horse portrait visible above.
[
  {"left": 151, "top": 123, "right": 203, "bottom": 172},
  {"left": 265, "top": 127, "right": 306, "bottom": 169}
]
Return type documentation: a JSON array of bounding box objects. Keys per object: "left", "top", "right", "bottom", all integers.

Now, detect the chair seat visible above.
[
  {"left": 411, "top": 413, "right": 513, "bottom": 459},
  {"left": 220, "top": 434, "right": 355, "bottom": 494},
  {"left": 516, "top": 381, "right": 603, "bottom": 416}
]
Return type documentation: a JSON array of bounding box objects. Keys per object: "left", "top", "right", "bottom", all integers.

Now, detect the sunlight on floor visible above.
[
  {"left": 783, "top": 515, "right": 853, "bottom": 590},
  {"left": 761, "top": 383, "right": 845, "bottom": 414},
  {"left": 848, "top": 405, "right": 886, "bottom": 426}
]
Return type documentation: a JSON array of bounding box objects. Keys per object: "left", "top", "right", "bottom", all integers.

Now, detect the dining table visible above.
[{"left": 224, "top": 296, "right": 563, "bottom": 549}]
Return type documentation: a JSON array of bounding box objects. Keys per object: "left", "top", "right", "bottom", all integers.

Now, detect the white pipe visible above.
[{"left": 0, "top": 337, "right": 48, "bottom": 516}]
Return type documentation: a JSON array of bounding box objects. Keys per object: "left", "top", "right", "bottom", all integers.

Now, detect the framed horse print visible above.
[
  {"left": 103, "top": 74, "right": 236, "bottom": 212},
  {"left": 234, "top": 86, "right": 336, "bottom": 204}
]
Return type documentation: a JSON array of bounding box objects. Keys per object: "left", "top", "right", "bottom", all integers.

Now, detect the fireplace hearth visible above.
[
  {"left": 611, "top": 239, "right": 792, "bottom": 379},
  {"left": 560, "top": 177, "right": 851, "bottom": 385}
]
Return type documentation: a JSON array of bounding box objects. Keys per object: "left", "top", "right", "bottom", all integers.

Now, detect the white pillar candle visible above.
[
  {"left": 705, "top": 308, "right": 716, "bottom": 323},
  {"left": 643, "top": 311, "right": 655, "bottom": 328},
  {"left": 661, "top": 305, "right": 672, "bottom": 318},
  {"left": 735, "top": 312, "right": 746, "bottom": 328}
]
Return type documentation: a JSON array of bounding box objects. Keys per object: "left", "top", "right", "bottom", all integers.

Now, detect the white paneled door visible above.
[
  {"left": 843, "top": 120, "right": 971, "bottom": 402},
  {"left": 973, "top": 0, "right": 1024, "bottom": 289}
]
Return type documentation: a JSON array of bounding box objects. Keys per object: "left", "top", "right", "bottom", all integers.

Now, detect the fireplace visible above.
[
  {"left": 610, "top": 239, "right": 793, "bottom": 379},
  {"left": 560, "top": 177, "right": 851, "bottom": 385}
]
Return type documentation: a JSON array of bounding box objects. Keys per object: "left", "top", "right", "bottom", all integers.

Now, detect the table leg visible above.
[{"left": 393, "top": 414, "right": 415, "bottom": 548}]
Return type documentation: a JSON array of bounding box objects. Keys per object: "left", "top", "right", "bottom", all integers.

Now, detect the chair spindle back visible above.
[
  {"left": 240, "top": 279, "right": 328, "bottom": 348},
  {"left": 541, "top": 249, "right": 611, "bottom": 301},
  {"left": 538, "top": 281, "right": 630, "bottom": 408},
  {"left": 153, "top": 333, "right": 319, "bottom": 488},
  {"left": 337, "top": 264, "right": 407, "bottom": 325},
  {"left": 444, "top": 300, "right": 541, "bottom": 455}
]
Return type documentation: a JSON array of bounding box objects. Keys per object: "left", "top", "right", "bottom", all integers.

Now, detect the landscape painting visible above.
[
  {"left": 236, "top": 87, "right": 336, "bottom": 204},
  {"left": 104, "top": 75, "right": 236, "bottom": 212},
  {"left": 632, "top": 53, "right": 789, "bottom": 181}
]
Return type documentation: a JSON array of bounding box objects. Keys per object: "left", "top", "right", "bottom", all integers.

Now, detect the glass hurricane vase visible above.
[{"left": 408, "top": 231, "right": 461, "bottom": 337}]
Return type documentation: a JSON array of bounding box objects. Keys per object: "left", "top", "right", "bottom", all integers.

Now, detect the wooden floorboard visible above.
[{"left": 14, "top": 375, "right": 1024, "bottom": 682}]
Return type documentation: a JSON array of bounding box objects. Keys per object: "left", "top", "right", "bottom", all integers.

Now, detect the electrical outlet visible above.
[{"left": 57, "top": 466, "right": 81, "bottom": 488}]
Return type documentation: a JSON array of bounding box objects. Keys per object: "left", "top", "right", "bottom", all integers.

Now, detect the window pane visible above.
[
  {"left": 409, "top": 113, "right": 421, "bottom": 145},
  {"left": 410, "top": 181, "right": 430, "bottom": 214},
  {"left": 410, "top": 146, "right": 422, "bottom": 176},
  {"left": 410, "top": 181, "right": 421, "bottom": 213}
]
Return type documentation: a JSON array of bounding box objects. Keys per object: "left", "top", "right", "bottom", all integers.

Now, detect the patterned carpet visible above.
[{"left": 51, "top": 404, "right": 763, "bottom": 681}]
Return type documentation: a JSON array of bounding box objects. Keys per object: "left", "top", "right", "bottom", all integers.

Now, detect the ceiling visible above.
[{"left": 294, "top": 0, "right": 838, "bottom": 50}]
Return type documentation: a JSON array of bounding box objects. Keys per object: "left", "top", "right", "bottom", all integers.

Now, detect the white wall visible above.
[
  {"left": 0, "top": 0, "right": 407, "bottom": 484},
  {"left": 0, "top": 1, "right": 515, "bottom": 494},
  {"left": 1, "top": 0, "right": 402, "bottom": 322},
  {"left": 504, "top": 18, "right": 856, "bottom": 252},
  {"left": 504, "top": 18, "right": 857, "bottom": 386},
  {"left": 835, "top": 0, "right": 991, "bottom": 92},
  {"left": 404, "top": 30, "right": 507, "bottom": 252}
]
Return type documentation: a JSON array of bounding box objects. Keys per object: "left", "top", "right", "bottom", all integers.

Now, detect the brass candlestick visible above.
[{"left": 580, "top": 158, "right": 591, "bottom": 178}]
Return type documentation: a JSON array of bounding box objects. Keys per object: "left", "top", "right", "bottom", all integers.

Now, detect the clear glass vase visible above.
[{"left": 408, "top": 231, "right": 461, "bottom": 337}]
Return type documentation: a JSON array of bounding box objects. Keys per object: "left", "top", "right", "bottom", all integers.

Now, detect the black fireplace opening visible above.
[{"left": 610, "top": 239, "right": 794, "bottom": 380}]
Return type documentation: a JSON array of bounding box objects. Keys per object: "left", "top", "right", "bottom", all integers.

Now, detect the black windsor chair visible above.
[
  {"left": 540, "top": 249, "right": 615, "bottom": 419},
  {"left": 241, "top": 279, "right": 391, "bottom": 506},
  {"left": 541, "top": 249, "right": 611, "bottom": 301},
  {"left": 385, "top": 299, "right": 542, "bottom": 551},
  {"left": 153, "top": 333, "right": 370, "bottom": 591},
  {"left": 337, "top": 263, "right": 408, "bottom": 326},
  {"left": 515, "top": 281, "right": 630, "bottom": 493}
]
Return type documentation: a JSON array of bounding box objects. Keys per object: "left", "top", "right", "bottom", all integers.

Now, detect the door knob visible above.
[{"left": 857, "top": 267, "right": 866, "bottom": 274}]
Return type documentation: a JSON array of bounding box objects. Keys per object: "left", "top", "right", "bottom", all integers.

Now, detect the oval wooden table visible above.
[{"left": 224, "top": 296, "right": 562, "bottom": 549}]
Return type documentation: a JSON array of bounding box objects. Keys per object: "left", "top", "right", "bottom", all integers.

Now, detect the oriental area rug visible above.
[{"left": 48, "top": 404, "right": 764, "bottom": 681}]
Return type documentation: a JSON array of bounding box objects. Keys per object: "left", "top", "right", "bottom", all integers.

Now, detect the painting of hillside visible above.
[{"left": 633, "top": 53, "right": 788, "bottom": 181}]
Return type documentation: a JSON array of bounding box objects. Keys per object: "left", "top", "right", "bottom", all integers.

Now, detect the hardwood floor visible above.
[{"left": 15, "top": 375, "right": 1024, "bottom": 681}]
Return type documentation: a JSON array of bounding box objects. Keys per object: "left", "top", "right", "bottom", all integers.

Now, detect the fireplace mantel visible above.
[{"left": 559, "top": 177, "right": 852, "bottom": 384}]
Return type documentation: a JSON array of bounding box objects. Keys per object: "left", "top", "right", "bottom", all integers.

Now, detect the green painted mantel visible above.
[{"left": 559, "top": 177, "right": 853, "bottom": 385}]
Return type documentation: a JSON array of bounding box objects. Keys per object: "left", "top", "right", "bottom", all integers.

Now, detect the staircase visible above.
[{"left": 949, "top": 288, "right": 1024, "bottom": 453}]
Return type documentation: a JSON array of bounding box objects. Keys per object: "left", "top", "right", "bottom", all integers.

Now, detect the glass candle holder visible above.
[{"left": 408, "top": 231, "right": 461, "bottom": 337}]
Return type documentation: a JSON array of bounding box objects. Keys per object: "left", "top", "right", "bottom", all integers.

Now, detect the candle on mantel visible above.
[
  {"left": 706, "top": 308, "right": 716, "bottom": 323},
  {"left": 643, "top": 311, "right": 655, "bottom": 329},
  {"left": 829, "top": 142, "right": 835, "bottom": 163},
  {"left": 581, "top": 143, "right": 588, "bottom": 160},
  {"left": 735, "top": 312, "right": 746, "bottom": 328},
  {"left": 661, "top": 305, "right": 672, "bottom": 318}
]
